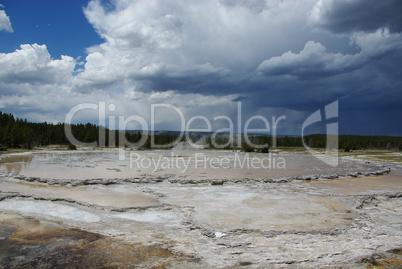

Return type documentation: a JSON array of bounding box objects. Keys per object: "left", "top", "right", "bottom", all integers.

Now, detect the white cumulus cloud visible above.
[
  {"left": 77, "top": 0, "right": 316, "bottom": 94},
  {"left": 0, "top": 44, "right": 76, "bottom": 86},
  {"left": 0, "top": 7, "right": 13, "bottom": 32}
]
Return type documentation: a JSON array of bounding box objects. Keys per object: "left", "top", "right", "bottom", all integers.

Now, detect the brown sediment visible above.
[
  {"left": 359, "top": 248, "right": 402, "bottom": 269},
  {"left": 0, "top": 214, "right": 194, "bottom": 268}
]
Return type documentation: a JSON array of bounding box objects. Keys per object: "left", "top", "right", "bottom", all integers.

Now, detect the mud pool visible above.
[{"left": 0, "top": 149, "right": 401, "bottom": 268}]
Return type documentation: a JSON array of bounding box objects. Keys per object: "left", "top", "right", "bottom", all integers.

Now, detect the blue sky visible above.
[
  {"left": 0, "top": 0, "right": 401, "bottom": 136},
  {"left": 0, "top": 0, "right": 100, "bottom": 59}
]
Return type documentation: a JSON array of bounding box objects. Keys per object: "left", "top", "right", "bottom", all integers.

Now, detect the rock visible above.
[{"left": 210, "top": 179, "right": 224, "bottom": 185}]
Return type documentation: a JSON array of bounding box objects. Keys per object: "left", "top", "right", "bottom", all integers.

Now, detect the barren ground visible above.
[{"left": 0, "top": 148, "right": 401, "bottom": 268}]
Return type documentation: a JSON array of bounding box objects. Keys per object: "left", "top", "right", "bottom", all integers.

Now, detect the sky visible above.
[{"left": 0, "top": 0, "right": 401, "bottom": 136}]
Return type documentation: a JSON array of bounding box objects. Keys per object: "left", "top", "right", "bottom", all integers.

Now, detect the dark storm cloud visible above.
[
  {"left": 258, "top": 16, "right": 402, "bottom": 78},
  {"left": 310, "top": 0, "right": 402, "bottom": 34},
  {"left": 1, "top": 0, "right": 401, "bottom": 135},
  {"left": 232, "top": 96, "right": 248, "bottom": 102},
  {"left": 130, "top": 62, "right": 234, "bottom": 94},
  {"left": 257, "top": 41, "right": 362, "bottom": 80}
]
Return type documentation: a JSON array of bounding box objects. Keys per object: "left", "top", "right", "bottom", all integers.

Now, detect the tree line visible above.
[
  {"left": 234, "top": 134, "right": 401, "bottom": 151},
  {"left": 0, "top": 112, "right": 182, "bottom": 149},
  {"left": 0, "top": 111, "right": 400, "bottom": 150},
  {"left": 206, "top": 133, "right": 401, "bottom": 151}
]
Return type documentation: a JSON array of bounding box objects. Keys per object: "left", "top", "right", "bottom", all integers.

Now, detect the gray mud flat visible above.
[{"left": 0, "top": 150, "right": 401, "bottom": 268}]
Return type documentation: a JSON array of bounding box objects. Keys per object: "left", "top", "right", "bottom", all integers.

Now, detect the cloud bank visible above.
[
  {"left": 309, "top": 0, "right": 402, "bottom": 34},
  {"left": 0, "top": 0, "right": 401, "bottom": 135}
]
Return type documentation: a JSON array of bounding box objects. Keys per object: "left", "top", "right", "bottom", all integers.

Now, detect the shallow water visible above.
[
  {"left": 0, "top": 154, "right": 33, "bottom": 174},
  {"left": 0, "top": 180, "right": 158, "bottom": 208},
  {"left": 0, "top": 150, "right": 381, "bottom": 180},
  {"left": 0, "top": 200, "right": 100, "bottom": 222}
]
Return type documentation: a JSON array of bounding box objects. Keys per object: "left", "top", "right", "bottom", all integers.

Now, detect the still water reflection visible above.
[{"left": 0, "top": 154, "right": 33, "bottom": 174}]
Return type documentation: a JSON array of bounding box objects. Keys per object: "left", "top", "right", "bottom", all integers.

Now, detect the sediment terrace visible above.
[{"left": 0, "top": 149, "right": 401, "bottom": 268}]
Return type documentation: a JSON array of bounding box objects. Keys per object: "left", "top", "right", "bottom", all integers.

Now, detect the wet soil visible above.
[{"left": 359, "top": 248, "right": 402, "bottom": 269}]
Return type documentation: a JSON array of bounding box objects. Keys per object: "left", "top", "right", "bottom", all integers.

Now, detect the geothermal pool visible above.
[
  {"left": 0, "top": 149, "right": 387, "bottom": 180},
  {"left": 0, "top": 149, "right": 401, "bottom": 268}
]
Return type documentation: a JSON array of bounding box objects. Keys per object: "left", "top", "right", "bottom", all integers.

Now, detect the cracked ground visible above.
[{"left": 0, "top": 149, "right": 401, "bottom": 268}]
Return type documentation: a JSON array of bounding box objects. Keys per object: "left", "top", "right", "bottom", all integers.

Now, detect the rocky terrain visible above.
[{"left": 0, "top": 150, "right": 401, "bottom": 268}]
